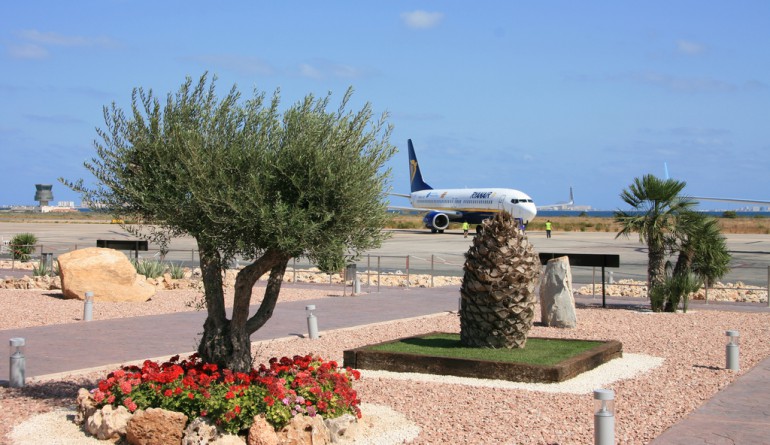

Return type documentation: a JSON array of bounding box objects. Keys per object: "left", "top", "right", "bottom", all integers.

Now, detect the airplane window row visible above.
[{"left": 511, "top": 199, "right": 533, "bottom": 204}]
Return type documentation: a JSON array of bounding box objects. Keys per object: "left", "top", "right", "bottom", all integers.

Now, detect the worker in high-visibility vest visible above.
[
  {"left": 545, "top": 220, "right": 552, "bottom": 238},
  {"left": 462, "top": 221, "right": 470, "bottom": 238}
]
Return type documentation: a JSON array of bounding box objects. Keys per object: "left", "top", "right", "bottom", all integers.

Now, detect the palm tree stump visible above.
[{"left": 460, "top": 212, "right": 541, "bottom": 349}]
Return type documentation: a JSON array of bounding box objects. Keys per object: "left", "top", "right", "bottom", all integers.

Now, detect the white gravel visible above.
[{"left": 2, "top": 287, "right": 770, "bottom": 445}]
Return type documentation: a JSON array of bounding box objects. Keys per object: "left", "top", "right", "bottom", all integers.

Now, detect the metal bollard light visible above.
[
  {"left": 9, "top": 337, "right": 26, "bottom": 388},
  {"left": 83, "top": 291, "right": 94, "bottom": 322},
  {"left": 726, "top": 330, "right": 740, "bottom": 370},
  {"left": 306, "top": 305, "right": 319, "bottom": 339},
  {"left": 593, "top": 389, "right": 615, "bottom": 445}
]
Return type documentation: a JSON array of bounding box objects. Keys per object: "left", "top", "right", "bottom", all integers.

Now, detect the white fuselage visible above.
[{"left": 410, "top": 187, "right": 538, "bottom": 224}]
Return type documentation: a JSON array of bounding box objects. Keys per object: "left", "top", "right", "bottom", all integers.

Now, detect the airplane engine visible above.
[{"left": 424, "top": 211, "right": 450, "bottom": 233}]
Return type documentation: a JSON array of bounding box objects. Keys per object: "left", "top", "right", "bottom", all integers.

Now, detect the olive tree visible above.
[{"left": 63, "top": 74, "right": 395, "bottom": 372}]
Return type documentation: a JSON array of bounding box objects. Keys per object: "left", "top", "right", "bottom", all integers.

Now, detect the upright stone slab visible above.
[
  {"left": 58, "top": 247, "right": 156, "bottom": 302},
  {"left": 539, "top": 256, "right": 577, "bottom": 328}
]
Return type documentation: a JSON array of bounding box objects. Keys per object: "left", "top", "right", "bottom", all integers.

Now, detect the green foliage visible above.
[
  {"left": 62, "top": 73, "right": 395, "bottom": 370},
  {"left": 131, "top": 259, "right": 167, "bottom": 278},
  {"left": 32, "top": 260, "right": 58, "bottom": 277},
  {"left": 721, "top": 210, "right": 738, "bottom": 218},
  {"left": 649, "top": 273, "right": 702, "bottom": 313},
  {"left": 10, "top": 233, "right": 37, "bottom": 262},
  {"left": 130, "top": 259, "right": 185, "bottom": 279},
  {"left": 615, "top": 174, "right": 697, "bottom": 295},
  {"left": 167, "top": 262, "right": 185, "bottom": 279}
]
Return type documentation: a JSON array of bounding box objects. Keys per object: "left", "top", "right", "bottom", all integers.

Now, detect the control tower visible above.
[{"left": 34, "top": 184, "right": 54, "bottom": 207}]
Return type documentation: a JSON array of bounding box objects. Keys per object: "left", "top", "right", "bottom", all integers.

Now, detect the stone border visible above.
[{"left": 343, "top": 333, "right": 622, "bottom": 383}]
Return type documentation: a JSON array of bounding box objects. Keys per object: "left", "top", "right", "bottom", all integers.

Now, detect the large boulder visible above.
[
  {"left": 126, "top": 408, "right": 188, "bottom": 445},
  {"left": 539, "top": 256, "right": 577, "bottom": 328},
  {"left": 57, "top": 247, "right": 156, "bottom": 302}
]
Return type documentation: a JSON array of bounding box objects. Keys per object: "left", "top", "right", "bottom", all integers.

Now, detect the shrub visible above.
[
  {"left": 131, "top": 259, "right": 166, "bottom": 278},
  {"left": 32, "top": 260, "right": 58, "bottom": 277},
  {"left": 167, "top": 262, "right": 185, "bottom": 279},
  {"left": 91, "top": 354, "right": 361, "bottom": 434},
  {"left": 721, "top": 210, "right": 738, "bottom": 219},
  {"left": 10, "top": 233, "right": 37, "bottom": 262}
]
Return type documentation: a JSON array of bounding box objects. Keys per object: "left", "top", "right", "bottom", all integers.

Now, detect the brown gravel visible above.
[{"left": 2, "top": 287, "right": 769, "bottom": 445}]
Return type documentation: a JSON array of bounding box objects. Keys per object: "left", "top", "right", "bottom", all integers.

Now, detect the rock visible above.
[
  {"left": 57, "top": 247, "right": 156, "bottom": 302},
  {"left": 182, "top": 417, "right": 227, "bottom": 445},
  {"left": 539, "top": 256, "right": 577, "bottom": 328},
  {"left": 247, "top": 415, "right": 280, "bottom": 445},
  {"left": 279, "top": 415, "right": 331, "bottom": 445},
  {"left": 324, "top": 414, "right": 358, "bottom": 443},
  {"left": 86, "top": 405, "right": 132, "bottom": 440},
  {"left": 211, "top": 434, "right": 247, "bottom": 444},
  {"left": 75, "top": 388, "right": 97, "bottom": 425},
  {"left": 126, "top": 407, "right": 188, "bottom": 445}
]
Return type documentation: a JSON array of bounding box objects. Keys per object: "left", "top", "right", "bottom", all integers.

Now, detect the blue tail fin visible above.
[{"left": 408, "top": 139, "right": 432, "bottom": 192}]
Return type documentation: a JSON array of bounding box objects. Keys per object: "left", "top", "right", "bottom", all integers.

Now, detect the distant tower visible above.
[{"left": 34, "top": 184, "right": 54, "bottom": 207}]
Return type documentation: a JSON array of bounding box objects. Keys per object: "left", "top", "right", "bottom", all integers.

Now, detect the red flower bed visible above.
[{"left": 92, "top": 354, "right": 361, "bottom": 433}]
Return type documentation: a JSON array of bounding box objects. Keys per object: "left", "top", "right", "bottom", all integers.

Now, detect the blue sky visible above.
[{"left": 2, "top": 1, "right": 768, "bottom": 210}]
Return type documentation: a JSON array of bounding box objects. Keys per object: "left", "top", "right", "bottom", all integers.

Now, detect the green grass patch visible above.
[{"left": 367, "top": 333, "right": 602, "bottom": 366}]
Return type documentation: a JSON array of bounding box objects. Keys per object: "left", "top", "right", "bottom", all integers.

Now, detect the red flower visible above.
[
  {"left": 164, "top": 389, "right": 173, "bottom": 397},
  {"left": 264, "top": 396, "right": 275, "bottom": 406},
  {"left": 225, "top": 391, "right": 235, "bottom": 400}
]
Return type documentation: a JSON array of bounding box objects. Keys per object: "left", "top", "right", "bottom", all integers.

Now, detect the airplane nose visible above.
[{"left": 523, "top": 203, "right": 537, "bottom": 224}]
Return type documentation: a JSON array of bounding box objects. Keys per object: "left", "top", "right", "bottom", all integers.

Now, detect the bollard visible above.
[
  {"left": 84, "top": 291, "right": 94, "bottom": 322},
  {"left": 306, "top": 305, "right": 319, "bottom": 339},
  {"left": 594, "top": 389, "right": 615, "bottom": 445},
  {"left": 726, "top": 330, "right": 740, "bottom": 370},
  {"left": 9, "top": 337, "right": 26, "bottom": 388}
]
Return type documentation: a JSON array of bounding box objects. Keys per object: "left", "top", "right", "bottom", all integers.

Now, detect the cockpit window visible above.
[{"left": 511, "top": 199, "right": 519, "bottom": 204}]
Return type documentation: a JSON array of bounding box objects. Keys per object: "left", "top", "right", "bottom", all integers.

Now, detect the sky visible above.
[{"left": 1, "top": 1, "right": 769, "bottom": 210}]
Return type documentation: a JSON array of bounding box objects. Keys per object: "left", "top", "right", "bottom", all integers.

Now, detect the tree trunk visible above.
[{"left": 197, "top": 246, "right": 290, "bottom": 373}]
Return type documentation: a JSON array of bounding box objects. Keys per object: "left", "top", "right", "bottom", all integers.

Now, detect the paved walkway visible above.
[{"left": 1, "top": 285, "right": 769, "bottom": 443}]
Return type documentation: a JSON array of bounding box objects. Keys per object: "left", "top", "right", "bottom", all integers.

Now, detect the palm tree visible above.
[
  {"left": 614, "top": 174, "right": 697, "bottom": 311},
  {"left": 671, "top": 211, "right": 731, "bottom": 310}
]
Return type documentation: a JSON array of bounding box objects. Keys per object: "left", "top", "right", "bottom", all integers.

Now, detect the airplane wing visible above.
[
  {"left": 387, "top": 205, "right": 464, "bottom": 217},
  {"left": 665, "top": 164, "right": 769, "bottom": 205},
  {"left": 692, "top": 197, "right": 770, "bottom": 205}
]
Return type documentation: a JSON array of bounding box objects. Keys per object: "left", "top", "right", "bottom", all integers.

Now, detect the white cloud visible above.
[
  {"left": 401, "top": 10, "right": 444, "bottom": 29},
  {"left": 17, "top": 29, "right": 115, "bottom": 48},
  {"left": 676, "top": 39, "right": 705, "bottom": 55},
  {"left": 7, "top": 43, "right": 48, "bottom": 59},
  {"left": 7, "top": 29, "right": 116, "bottom": 59},
  {"left": 299, "top": 63, "right": 323, "bottom": 80}
]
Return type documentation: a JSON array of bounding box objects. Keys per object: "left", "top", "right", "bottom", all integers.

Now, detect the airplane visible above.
[{"left": 389, "top": 140, "right": 572, "bottom": 233}]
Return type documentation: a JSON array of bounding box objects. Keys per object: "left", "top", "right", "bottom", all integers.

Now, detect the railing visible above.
[{"left": 1, "top": 244, "right": 769, "bottom": 305}]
